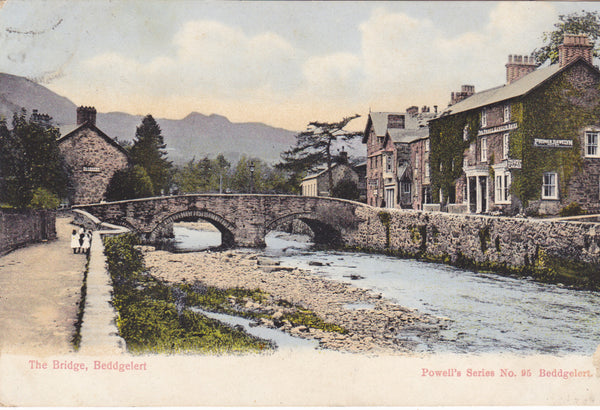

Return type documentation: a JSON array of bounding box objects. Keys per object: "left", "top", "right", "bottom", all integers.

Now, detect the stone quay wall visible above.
[
  {"left": 0, "top": 209, "right": 56, "bottom": 255},
  {"left": 345, "top": 206, "right": 600, "bottom": 272}
]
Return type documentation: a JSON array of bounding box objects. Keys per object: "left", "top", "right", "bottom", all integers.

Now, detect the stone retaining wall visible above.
[
  {"left": 345, "top": 207, "right": 600, "bottom": 277},
  {"left": 0, "top": 209, "right": 56, "bottom": 255}
]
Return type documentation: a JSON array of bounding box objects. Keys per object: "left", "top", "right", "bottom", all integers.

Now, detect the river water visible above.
[{"left": 173, "top": 224, "right": 600, "bottom": 355}]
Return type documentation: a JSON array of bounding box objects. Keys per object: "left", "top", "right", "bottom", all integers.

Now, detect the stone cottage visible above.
[
  {"left": 301, "top": 152, "right": 360, "bottom": 198},
  {"left": 363, "top": 108, "right": 437, "bottom": 209},
  {"left": 58, "top": 106, "right": 129, "bottom": 205},
  {"left": 430, "top": 34, "right": 600, "bottom": 215}
]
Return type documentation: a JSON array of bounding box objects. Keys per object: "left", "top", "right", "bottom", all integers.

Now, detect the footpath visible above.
[{"left": 0, "top": 216, "right": 87, "bottom": 355}]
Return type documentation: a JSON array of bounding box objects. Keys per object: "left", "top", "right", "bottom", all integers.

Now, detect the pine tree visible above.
[
  {"left": 129, "top": 115, "right": 172, "bottom": 196},
  {"left": 277, "top": 114, "right": 361, "bottom": 194}
]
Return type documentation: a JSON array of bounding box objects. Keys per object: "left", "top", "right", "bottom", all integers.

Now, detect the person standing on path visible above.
[
  {"left": 71, "top": 229, "right": 79, "bottom": 254},
  {"left": 82, "top": 230, "right": 91, "bottom": 255}
]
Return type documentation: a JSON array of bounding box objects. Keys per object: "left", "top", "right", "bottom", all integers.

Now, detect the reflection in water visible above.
[{"left": 174, "top": 226, "right": 600, "bottom": 355}]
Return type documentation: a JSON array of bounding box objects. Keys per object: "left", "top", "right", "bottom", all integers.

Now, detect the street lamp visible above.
[{"left": 249, "top": 161, "right": 255, "bottom": 193}]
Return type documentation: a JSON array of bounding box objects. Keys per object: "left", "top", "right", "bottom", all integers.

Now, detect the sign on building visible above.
[{"left": 533, "top": 139, "right": 573, "bottom": 148}]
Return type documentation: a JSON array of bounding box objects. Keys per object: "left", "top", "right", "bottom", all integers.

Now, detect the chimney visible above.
[
  {"left": 433, "top": 105, "right": 438, "bottom": 114},
  {"left": 505, "top": 54, "right": 537, "bottom": 84},
  {"left": 449, "top": 85, "right": 475, "bottom": 105},
  {"left": 559, "top": 34, "right": 593, "bottom": 67},
  {"left": 406, "top": 106, "right": 419, "bottom": 117},
  {"left": 76, "top": 106, "right": 97, "bottom": 126}
]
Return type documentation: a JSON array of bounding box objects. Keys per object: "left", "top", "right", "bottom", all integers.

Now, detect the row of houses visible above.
[{"left": 358, "top": 33, "right": 600, "bottom": 216}]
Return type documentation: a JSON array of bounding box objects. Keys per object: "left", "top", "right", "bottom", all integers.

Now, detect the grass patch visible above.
[{"left": 104, "top": 233, "right": 273, "bottom": 354}]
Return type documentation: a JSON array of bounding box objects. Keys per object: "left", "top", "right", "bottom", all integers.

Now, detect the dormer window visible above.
[{"left": 387, "top": 115, "right": 405, "bottom": 129}]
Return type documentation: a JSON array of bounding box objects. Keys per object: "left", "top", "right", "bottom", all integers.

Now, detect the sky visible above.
[{"left": 0, "top": 1, "right": 598, "bottom": 131}]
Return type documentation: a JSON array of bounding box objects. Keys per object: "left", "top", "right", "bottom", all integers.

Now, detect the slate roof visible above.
[
  {"left": 58, "top": 122, "right": 130, "bottom": 158},
  {"left": 440, "top": 57, "right": 599, "bottom": 117},
  {"left": 363, "top": 111, "right": 435, "bottom": 144}
]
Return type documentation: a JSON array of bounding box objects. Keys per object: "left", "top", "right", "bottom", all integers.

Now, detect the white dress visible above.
[
  {"left": 70, "top": 233, "right": 80, "bottom": 250},
  {"left": 82, "top": 234, "right": 91, "bottom": 253}
]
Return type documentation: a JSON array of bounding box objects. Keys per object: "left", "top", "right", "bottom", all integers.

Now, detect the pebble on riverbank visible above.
[{"left": 141, "top": 247, "right": 447, "bottom": 354}]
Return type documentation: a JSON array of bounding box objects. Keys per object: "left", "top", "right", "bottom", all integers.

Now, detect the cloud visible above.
[
  {"left": 49, "top": 2, "right": 564, "bottom": 129},
  {"left": 356, "top": 3, "right": 559, "bottom": 111}
]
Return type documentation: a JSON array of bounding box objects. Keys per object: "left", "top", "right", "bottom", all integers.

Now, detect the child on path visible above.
[
  {"left": 82, "top": 231, "right": 91, "bottom": 255},
  {"left": 70, "top": 229, "right": 79, "bottom": 254}
]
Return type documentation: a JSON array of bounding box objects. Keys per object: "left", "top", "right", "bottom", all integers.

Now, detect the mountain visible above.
[
  {"left": 0, "top": 72, "right": 298, "bottom": 164},
  {"left": 0, "top": 72, "right": 365, "bottom": 165}
]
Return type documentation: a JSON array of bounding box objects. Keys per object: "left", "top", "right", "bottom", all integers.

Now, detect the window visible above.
[
  {"left": 385, "top": 153, "right": 393, "bottom": 173},
  {"left": 586, "top": 131, "right": 599, "bottom": 157},
  {"left": 503, "top": 133, "right": 510, "bottom": 160},
  {"left": 401, "top": 181, "right": 411, "bottom": 194},
  {"left": 495, "top": 172, "right": 511, "bottom": 203},
  {"left": 425, "top": 139, "right": 430, "bottom": 152},
  {"left": 481, "top": 108, "right": 487, "bottom": 128},
  {"left": 463, "top": 125, "right": 469, "bottom": 141},
  {"left": 504, "top": 103, "right": 511, "bottom": 123},
  {"left": 425, "top": 161, "right": 430, "bottom": 179},
  {"left": 542, "top": 172, "right": 558, "bottom": 199},
  {"left": 481, "top": 137, "right": 487, "bottom": 162}
]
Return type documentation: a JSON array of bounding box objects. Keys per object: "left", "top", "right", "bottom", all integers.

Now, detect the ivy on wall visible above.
[
  {"left": 430, "top": 62, "right": 600, "bottom": 210},
  {"left": 510, "top": 69, "right": 599, "bottom": 207},
  {"left": 429, "top": 111, "right": 479, "bottom": 203}
]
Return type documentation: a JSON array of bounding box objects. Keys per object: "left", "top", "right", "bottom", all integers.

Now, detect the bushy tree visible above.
[
  {"left": 0, "top": 119, "right": 30, "bottom": 207},
  {"left": 29, "top": 187, "right": 60, "bottom": 209},
  {"left": 0, "top": 109, "right": 67, "bottom": 208},
  {"left": 533, "top": 11, "right": 600, "bottom": 65},
  {"left": 105, "top": 165, "right": 154, "bottom": 201},
  {"left": 277, "top": 114, "right": 361, "bottom": 194},
  {"left": 173, "top": 154, "right": 231, "bottom": 194},
  {"left": 229, "top": 156, "right": 290, "bottom": 194},
  {"left": 129, "top": 115, "right": 172, "bottom": 196},
  {"left": 331, "top": 178, "right": 359, "bottom": 201}
]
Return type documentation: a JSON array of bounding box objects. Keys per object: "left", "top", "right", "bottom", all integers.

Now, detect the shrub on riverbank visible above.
[{"left": 103, "top": 233, "right": 273, "bottom": 354}]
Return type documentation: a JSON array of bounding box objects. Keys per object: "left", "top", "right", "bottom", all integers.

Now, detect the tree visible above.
[
  {"left": 129, "top": 115, "right": 172, "bottom": 196},
  {"left": 277, "top": 114, "right": 361, "bottom": 194},
  {"left": 172, "top": 154, "right": 231, "bottom": 194},
  {"left": 0, "top": 119, "right": 30, "bottom": 207},
  {"left": 11, "top": 110, "right": 67, "bottom": 200},
  {"left": 105, "top": 165, "right": 154, "bottom": 201},
  {"left": 532, "top": 11, "right": 600, "bottom": 65},
  {"left": 0, "top": 109, "right": 67, "bottom": 208},
  {"left": 229, "top": 156, "right": 289, "bottom": 194},
  {"left": 331, "top": 178, "right": 360, "bottom": 201}
]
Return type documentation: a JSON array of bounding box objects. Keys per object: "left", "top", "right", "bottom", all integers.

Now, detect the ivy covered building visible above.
[{"left": 429, "top": 34, "right": 600, "bottom": 216}]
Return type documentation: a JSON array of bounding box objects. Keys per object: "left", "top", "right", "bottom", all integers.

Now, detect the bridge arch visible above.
[
  {"left": 149, "top": 209, "right": 236, "bottom": 247},
  {"left": 265, "top": 212, "right": 342, "bottom": 246}
]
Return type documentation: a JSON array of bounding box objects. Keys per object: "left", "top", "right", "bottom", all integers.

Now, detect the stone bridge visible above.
[{"left": 75, "top": 194, "right": 366, "bottom": 248}]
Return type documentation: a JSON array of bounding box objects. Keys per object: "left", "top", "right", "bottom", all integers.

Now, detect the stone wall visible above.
[
  {"left": 0, "top": 210, "right": 56, "bottom": 255},
  {"left": 345, "top": 207, "right": 600, "bottom": 284}
]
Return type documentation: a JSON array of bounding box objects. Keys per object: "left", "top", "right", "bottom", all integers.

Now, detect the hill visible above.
[{"left": 0, "top": 72, "right": 297, "bottom": 164}]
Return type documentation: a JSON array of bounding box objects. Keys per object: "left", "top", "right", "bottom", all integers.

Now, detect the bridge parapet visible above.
[{"left": 75, "top": 194, "right": 367, "bottom": 248}]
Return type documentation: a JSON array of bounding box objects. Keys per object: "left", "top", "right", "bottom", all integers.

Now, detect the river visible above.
[{"left": 172, "top": 224, "right": 600, "bottom": 355}]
